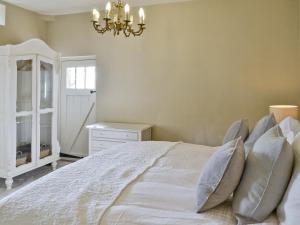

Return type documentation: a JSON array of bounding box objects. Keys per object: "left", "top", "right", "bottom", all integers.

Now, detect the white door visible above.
[{"left": 60, "top": 56, "right": 97, "bottom": 157}]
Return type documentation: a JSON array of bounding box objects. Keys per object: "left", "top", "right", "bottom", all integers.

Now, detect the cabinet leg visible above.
[
  {"left": 5, "top": 177, "right": 13, "bottom": 190},
  {"left": 51, "top": 161, "right": 58, "bottom": 171}
]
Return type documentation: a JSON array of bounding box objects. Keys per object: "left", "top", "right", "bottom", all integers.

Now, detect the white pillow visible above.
[
  {"left": 277, "top": 132, "right": 300, "bottom": 225},
  {"left": 279, "top": 117, "right": 300, "bottom": 144}
]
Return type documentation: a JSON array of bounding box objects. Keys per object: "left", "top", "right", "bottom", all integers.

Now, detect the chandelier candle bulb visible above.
[
  {"left": 92, "top": 9, "right": 100, "bottom": 22},
  {"left": 105, "top": 2, "right": 112, "bottom": 18},
  {"left": 124, "top": 4, "right": 130, "bottom": 20},
  {"left": 139, "top": 8, "right": 145, "bottom": 24},
  {"left": 129, "top": 15, "right": 133, "bottom": 25}
]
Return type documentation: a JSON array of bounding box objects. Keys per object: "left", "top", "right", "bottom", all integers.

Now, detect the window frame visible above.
[{"left": 65, "top": 66, "right": 96, "bottom": 90}]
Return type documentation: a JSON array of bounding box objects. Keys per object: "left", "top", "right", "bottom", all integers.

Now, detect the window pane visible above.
[
  {"left": 40, "top": 61, "right": 53, "bottom": 109},
  {"left": 86, "top": 66, "right": 96, "bottom": 89},
  {"left": 66, "top": 67, "right": 76, "bottom": 89},
  {"left": 17, "top": 60, "right": 32, "bottom": 112},
  {"left": 16, "top": 116, "right": 32, "bottom": 167},
  {"left": 76, "top": 67, "right": 85, "bottom": 89},
  {"left": 40, "top": 113, "right": 52, "bottom": 159}
]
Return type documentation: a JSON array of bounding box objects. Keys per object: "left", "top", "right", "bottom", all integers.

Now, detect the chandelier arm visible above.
[
  {"left": 131, "top": 24, "right": 146, "bottom": 36},
  {"left": 93, "top": 20, "right": 114, "bottom": 34},
  {"left": 106, "top": 19, "right": 114, "bottom": 31},
  {"left": 92, "top": 21, "right": 107, "bottom": 34},
  {"left": 123, "top": 28, "right": 131, "bottom": 37},
  {"left": 122, "top": 21, "right": 131, "bottom": 37}
]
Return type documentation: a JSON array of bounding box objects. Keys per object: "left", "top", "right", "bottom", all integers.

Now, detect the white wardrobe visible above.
[{"left": 0, "top": 39, "right": 60, "bottom": 190}]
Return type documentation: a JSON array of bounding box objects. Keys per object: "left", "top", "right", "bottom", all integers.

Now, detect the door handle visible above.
[{"left": 90, "top": 90, "right": 96, "bottom": 94}]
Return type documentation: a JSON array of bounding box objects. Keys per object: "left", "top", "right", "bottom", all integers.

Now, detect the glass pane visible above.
[
  {"left": 40, "top": 113, "right": 52, "bottom": 159},
  {"left": 66, "top": 67, "right": 76, "bottom": 89},
  {"left": 17, "top": 60, "right": 32, "bottom": 112},
  {"left": 86, "top": 66, "right": 96, "bottom": 90},
  {"left": 16, "top": 116, "right": 32, "bottom": 167},
  {"left": 76, "top": 67, "right": 85, "bottom": 89},
  {"left": 40, "top": 61, "right": 53, "bottom": 109}
]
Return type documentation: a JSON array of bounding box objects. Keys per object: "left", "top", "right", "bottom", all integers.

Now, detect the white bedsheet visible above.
[{"left": 101, "top": 143, "right": 279, "bottom": 225}]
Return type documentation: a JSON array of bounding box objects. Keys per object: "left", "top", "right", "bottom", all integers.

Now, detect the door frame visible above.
[{"left": 59, "top": 55, "right": 97, "bottom": 156}]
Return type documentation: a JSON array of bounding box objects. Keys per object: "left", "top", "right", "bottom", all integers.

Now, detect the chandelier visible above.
[{"left": 92, "top": 1, "right": 146, "bottom": 37}]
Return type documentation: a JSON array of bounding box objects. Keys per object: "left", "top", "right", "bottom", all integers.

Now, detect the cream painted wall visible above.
[
  {"left": 0, "top": 1, "right": 47, "bottom": 45},
  {"left": 47, "top": 0, "right": 300, "bottom": 146}
]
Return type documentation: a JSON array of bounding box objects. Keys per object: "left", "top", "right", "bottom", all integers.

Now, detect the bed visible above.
[{"left": 0, "top": 141, "right": 279, "bottom": 225}]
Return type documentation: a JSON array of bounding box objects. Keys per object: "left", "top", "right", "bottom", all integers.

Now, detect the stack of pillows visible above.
[{"left": 196, "top": 114, "right": 300, "bottom": 225}]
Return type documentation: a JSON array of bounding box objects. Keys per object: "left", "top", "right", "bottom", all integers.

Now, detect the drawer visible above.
[
  {"left": 91, "top": 130, "right": 138, "bottom": 141},
  {"left": 91, "top": 140, "right": 123, "bottom": 149}
]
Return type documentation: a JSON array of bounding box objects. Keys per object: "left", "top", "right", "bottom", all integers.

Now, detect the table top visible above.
[{"left": 86, "top": 122, "right": 152, "bottom": 132}]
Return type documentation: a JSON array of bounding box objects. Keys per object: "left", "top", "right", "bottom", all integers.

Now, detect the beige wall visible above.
[
  {"left": 0, "top": 1, "right": 47, "bottom": 45},
  {"left": 47, "top": 0, "right": 300, "bottom": 146}
]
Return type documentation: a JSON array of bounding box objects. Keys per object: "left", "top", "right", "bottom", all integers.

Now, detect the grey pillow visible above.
[
  {"left": 233, "top": 125, "right": 293, "bottom": 224},
  {"left": 223, "top": 119, "right": 249, "bottom": 144},
  {"left": 196, "top": 138, "right": 245, "bottom": 212},
  {"left": 277, "top": 132, "right": 300, "bottom": 225},
  {"left": 244, "top": 114, "right": 276, "bottom": 157}
]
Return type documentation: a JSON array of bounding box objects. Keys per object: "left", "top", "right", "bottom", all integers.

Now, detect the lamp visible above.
[{"left": 269, "top": 105, "right": 299, "bottom": 123}]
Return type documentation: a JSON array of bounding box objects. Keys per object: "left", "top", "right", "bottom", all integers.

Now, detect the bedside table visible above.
[{"left": 86, "top": 122, "right": 152, "bottom": 155}]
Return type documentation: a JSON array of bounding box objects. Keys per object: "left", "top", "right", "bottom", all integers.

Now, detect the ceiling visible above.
[{"left": 3, "top": 0, "right": 190, "bottom": 16}]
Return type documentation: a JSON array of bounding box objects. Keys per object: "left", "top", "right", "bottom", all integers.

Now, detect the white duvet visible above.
[{"left": 0, "top": 142, "right": 279, "bottom": 225}]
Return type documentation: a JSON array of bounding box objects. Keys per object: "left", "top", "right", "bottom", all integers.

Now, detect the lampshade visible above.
[{"left": 269, "top": 105, "right": 298, "bottom": 123}]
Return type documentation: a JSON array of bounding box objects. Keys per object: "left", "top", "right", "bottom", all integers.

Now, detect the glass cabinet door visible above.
[
  {"left": 40, "top": 61, "right": 53, "bottom": 109},
  {"left": 15, "top": 57, "right": 36, "bottom": 168},
  {"left": 38, "top": 57, "right": 55, "bottom": 161}
]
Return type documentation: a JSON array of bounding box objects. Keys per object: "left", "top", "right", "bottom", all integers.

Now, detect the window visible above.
[{"left": 66, "top": 66, "right": 96, "bottom": 90}]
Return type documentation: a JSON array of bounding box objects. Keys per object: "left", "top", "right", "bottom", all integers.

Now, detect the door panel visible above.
[{"left": 60, "top": 57, "right": 96, "bottom": 157}]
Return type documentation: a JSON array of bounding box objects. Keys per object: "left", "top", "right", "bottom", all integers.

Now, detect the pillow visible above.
[
  {"left": 244, "top": 114, "right": 276, "bottom": 157},
  {"left": 196, "top": 138, "right": 245, "bottom": 212},
  {"left": 232, "top": 125, "right": 293, "bottom": 224},
  {"left": 223, "top": 119, "right": 249, "bottom": 144},
  {"left": 279, "top": 116, "right": 300, "bottom": 144},
  {"left": 277, "top": 132, "right": 300, "bottom": 225}
]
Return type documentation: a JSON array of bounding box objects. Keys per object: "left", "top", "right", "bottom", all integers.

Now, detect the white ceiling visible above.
[{"left": 3, "top": 0, "right": 190, "bottom": 16}]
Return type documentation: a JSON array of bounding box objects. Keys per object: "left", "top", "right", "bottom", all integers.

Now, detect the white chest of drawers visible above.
[{"left": 86, "top": 122, "right": 152, "bottom": 155}]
